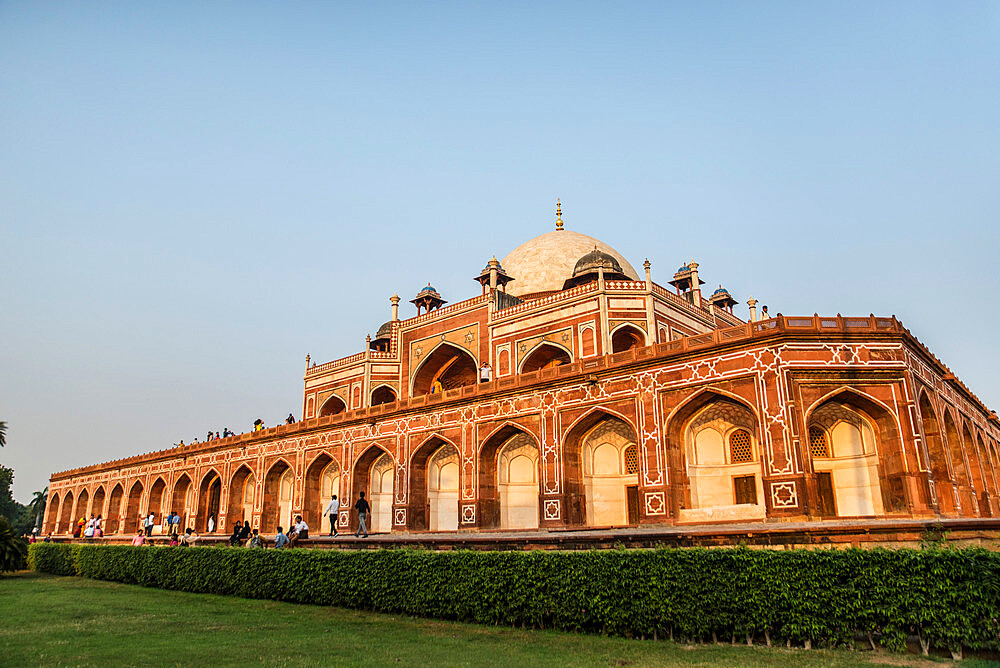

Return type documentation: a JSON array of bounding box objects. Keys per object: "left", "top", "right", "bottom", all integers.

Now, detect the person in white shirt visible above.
[
  {"left": 208, "top": 515, "right": 216, "bottom": 533},
  {"left": 289, "top": 515, "right": 309, "bottom": 547},
  {"left": 144, "top": 512, "right": 155, "bottom": 537},
  {"left": 84, "top": 515, "right": 96, "bottom": 539},
  {"left": 479, "top": 363, "right": 492, "bottom": 383},
  {"left": 323, "top": 495, "right": 340, "bottom": 537}
]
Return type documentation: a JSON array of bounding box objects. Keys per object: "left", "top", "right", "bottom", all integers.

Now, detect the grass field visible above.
[{"left": 0, "top": 572, "right": 982, "bottom": 667}]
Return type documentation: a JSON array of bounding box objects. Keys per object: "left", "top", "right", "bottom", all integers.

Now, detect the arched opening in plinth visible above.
[
  {"left": 59, "top": 490, "right": 75, "bottom": 535},
  {"left": 170, "top": 474, "right": 192, "bottom": 533},
  {"left": 407, "top": 436, "right": 457, "bottom": 531},
  {"left": 807, "top": 403, "right": 884, "bottom": 517},
  {"left": 919, "top": 393, "right": 955, "bottom": 514},
  {"left": 563, "top": 410, "right": 640, "bottom": 527},
  {"left": 411, "top": 343, "right": 477, "bottom": 396},
  {"left": 427, "top": 443, "right": 460, "bottom": 532},
  {"left": 942, "top": 411, "right": 974, "bottom": 516},
  {"left": 370, "top": 385, "right": 397, "bottom": 407},
  {"left": 106, "top": 483, "right": 124, "bottom": 534},
  {"left": 148, "top": 477, "right": 166, "bottom": 531},
  {"left": 611, "top": 325, "right": 645, "bottom": 354},
  {"left": 972, "top": 429, "right": 993, "bottom": 514},
  {"left": 226, "top": 465, "right": 255, "bottom": 530},
  {"left": 124, "top": 481, "right": 144, "bottom": 534},
  {"left": 91, "top": 486, "right": 106, "bottom": 527},
  {"left": 350, "top": 445, "right": 393, "bottom": 534},
  {"left": 519, "top": 342, "right": 571, "bottom": 374},
  {"left": 671, "top": 396, "right": 766, "bottom": 522},
  {"left": 304, "top": 453, "right": 340, "bottom": 534},
  {"left": 369, "top": 454, "right": 395, "bottom": 533},
  {"left": 196, "top": 471, "right": 222, "bottom": 533},
  {"left": 75, "top": 488, "right": 90, "bottom": 526},
  {"left": 261, "top": 460, "right": 294, "bottom": 533},
  {"left": 319, "top": 394, "right": 347, "bottom": 417},
  {"left": 478, "top": 425, "right": 541, "bottom": 530},
  {"left": 47, "top": 492, "right": 60, "bottom": 533}
]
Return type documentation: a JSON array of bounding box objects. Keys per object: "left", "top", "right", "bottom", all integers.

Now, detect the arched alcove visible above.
[
  {"left": 148, "top": 478, "right": 167, "bottom": 531},
  {"left": 427, "top": 443, "right": 460, "bottom": 531},
  {"left": 519, "top": 342, "right": 571, "bottom": 374},
  {"left": 319, "top": 394, "right": 347, "bottom": 417},
  {"left": 106, "top": 484, "right": 124, "bottom": 534},
  {"left": 807, "top": 402, "right": 884, "bottom": 517},
  {"left": 411, "top": 343, "right": 477, "bottom": 396},
  {"left": 124, "top": 481, "right": 144, "bottom": 534},
  {"left": 170, "top": 475, "right": 192, "bottom": 533},
  {"left": 919, "top": 393, "right": 955, "bottom": 514},
  {"left": 611, "top": 325, "right": 645, "bottom": 354},
  {"left": 371, "top": 385, "right": 397, "bottom": 407},
  {"left": 261, "top": 460, "right": 293, "bottom": 533},
  {"left": 226, "top": 465, "right": 255, "bottom": 529}
]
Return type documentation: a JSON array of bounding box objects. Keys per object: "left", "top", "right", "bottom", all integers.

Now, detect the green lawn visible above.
[{"left": 0, "top": 572, "right": 975, "bottom": 667}]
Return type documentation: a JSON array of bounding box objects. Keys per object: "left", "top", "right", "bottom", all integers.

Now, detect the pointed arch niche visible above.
[
  {"left": 304, "top": 453, "right": 340, "bottom": 534},
  {"left": 519, "top": 342, "right": 571, "bottom": 374},
  {"left": 611, "top": 325, "right": 645, "bottom": 354},
  {"left": 681, "top": 398, "right": 766, "bottom": 522},
  {"left": 319, "top": 394, "right": 347, "bottom": 417},
  {"left": 411, "top": 343, "right": 477, "bottom": 396},
  {"left": 226, "top": 465, "right": 256, "bottom": 530},
  {"left": 807, "top": 401, "right": 884, "bottom": 517}
]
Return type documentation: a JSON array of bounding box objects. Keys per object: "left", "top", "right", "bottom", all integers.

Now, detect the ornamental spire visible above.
[{"left": 555, "top": 198, "right": 564, "bottom": 231}]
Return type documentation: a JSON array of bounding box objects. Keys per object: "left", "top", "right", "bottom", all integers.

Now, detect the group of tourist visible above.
[{"left": 173, "top": 415, "right": 298, "bottom": 447}]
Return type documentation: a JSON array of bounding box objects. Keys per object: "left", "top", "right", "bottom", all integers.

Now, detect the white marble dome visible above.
[{"left": 501, "top": 229, "right": 641, "bottom": 297}]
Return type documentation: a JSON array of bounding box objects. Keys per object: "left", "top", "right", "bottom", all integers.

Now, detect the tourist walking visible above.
[
  {"left": 170, "top": 511, "right": 181, "bottom": 535},
  {"left": 324, "top": 494, "right": 340, "bottom": 536},
  {"left": 274, "top": 526, "right": 289, "bottom": 549},
  {"left": 354, "top": 492, "right": 370, "bottom": 538},
  {"left": 144, "top": 512, "right": 155, "bottom": 537}
]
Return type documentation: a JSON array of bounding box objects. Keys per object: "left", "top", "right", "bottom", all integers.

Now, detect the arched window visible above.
[
  {"left": 809, "top": 426, "right": 829, "bottom": 459},
  {"left": 729, "top": 430, "right": 753, "bottom": 463}
]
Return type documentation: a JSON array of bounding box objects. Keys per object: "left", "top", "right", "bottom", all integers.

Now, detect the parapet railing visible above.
[{"left": 57, "top": 314, "right": 942, "bottom": 479}]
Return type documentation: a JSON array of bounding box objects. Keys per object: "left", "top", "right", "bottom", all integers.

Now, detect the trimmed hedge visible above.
[{"left": 28, "top": 543, "right": 1000, "bottom": 654}]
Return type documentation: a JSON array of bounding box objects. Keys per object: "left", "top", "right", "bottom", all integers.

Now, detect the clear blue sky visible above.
[{"left": 2, "top": 3, "right": 998, "bottom": 502}]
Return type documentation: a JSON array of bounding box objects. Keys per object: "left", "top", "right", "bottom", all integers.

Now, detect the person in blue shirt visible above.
[{"left": 274, "top": 526, "right": 289, "bottom": 549}]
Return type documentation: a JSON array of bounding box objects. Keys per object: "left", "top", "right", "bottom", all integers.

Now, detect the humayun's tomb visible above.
[{"left": 44, "top": 205, "right": 1000, "bottom": 547}]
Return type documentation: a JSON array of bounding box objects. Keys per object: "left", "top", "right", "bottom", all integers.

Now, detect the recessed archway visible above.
[
  {"left": 519, "top": 342, "right": 571, "bottom": 374},
  {"left": 148, "top": 477, "right": 167, "bottom": 531},
  {"left": 611, "top": 325, "right": 645, "bottom": 354},
  {"left": 226, "top": 465, "right": 255, "bottom": 530},
  {"left": 319, "top": 394, "right": 347, "bottom": 417},
  {"left": 91, "top": 486, "right": 106, "bottom": 527},
  {"left": 411, "top": 343, "right": 477, "bottom": 396},
  {"left": 350, "top": 445, "right": 393, "bottom": 534},
  {"left": 261, "top": 459, "right": 294, "bottom": 533},
  {"left": 919, "top": 392, "right": 955, "bottom": 515},
  {"left": 59, "top": 490, "right": 74, "bottom": 535},
  {"left": 427, "top": 443, "right": 460, "bottom": 531},
  {"left": 370, "top": 385, "right": 397, "bottom": 407},
  {"left": 562, "top": 409, "right": 640, "bottom": 527},
  {"left": 478, "top": 424, "right": 541, "bottom": 529},
  {"left": 408, "top": 435, "right": 458, "bottom": 530},
  {"left": 123, "top": 480, "right": 144, "bottom": 534},
  {"left": 170, "top": 474, "right": 192, "bottom": 533},
  {"left": 304, "top": 453, "right": 340, "bottom": 533},
  {"left": 106, "top": 483, "right": 124, "bottom": 534},
  {"left": 75, "top": 488, "right": 90, "bottom": 526},
  {"left": 46, "top": 492, "right": 60, "bottom": 533},
  {"left": 196, "top": 470, "right": 222, "bottom": 533}
]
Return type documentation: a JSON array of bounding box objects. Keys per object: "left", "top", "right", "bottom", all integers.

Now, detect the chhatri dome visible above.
[{"left": 501, "top": 200, "right": 641, "bottom": 297}]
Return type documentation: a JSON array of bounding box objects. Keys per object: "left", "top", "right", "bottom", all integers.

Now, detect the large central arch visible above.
[
  {"left": 563, "top": 409, "right": 640, "bottom": 527},
  {"left": 519, "top": 342, "right": 571, "bottom": 374},
  {"left": 411, "top": 342, "right": 477, "bottom": 396}
]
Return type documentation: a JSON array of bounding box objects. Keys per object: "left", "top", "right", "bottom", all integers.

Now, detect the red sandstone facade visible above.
[{"left": 44, "top": 224, "right": 1000, "bottom": 539}]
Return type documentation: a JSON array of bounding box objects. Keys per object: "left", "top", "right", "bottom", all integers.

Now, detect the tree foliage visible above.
[
  {"left": 0, "top": 516, "right": 27, "bottom": 573},
  {"left": 28, "top": 542, "right": 1000, "bottom": 655}
]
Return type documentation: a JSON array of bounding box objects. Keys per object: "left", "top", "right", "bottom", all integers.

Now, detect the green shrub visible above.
[
  {"left": 0, "top": 516, "right": 27, "bottom": 573},
  {"left": 28, "top": 542, "right": 1000, "bottom": 654}
]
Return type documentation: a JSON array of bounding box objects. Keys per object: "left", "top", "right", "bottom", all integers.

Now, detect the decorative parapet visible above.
[{"left": 52, "top": 314, "right": 996, "bottom": 480}]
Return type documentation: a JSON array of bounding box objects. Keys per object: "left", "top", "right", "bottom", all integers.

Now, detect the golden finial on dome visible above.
[{"left": 555, "top": 198, "right": 564, "bottom": 231}]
